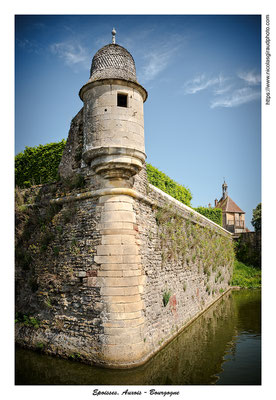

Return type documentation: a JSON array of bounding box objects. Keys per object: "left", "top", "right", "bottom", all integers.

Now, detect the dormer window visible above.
[{"left": 117, "top": 93, "right": 128, "bottom": 107}]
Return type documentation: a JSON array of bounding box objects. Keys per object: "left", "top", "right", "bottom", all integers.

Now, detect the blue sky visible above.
[{"left": 15, "top": 14, "right": 261, "bottom": 229}]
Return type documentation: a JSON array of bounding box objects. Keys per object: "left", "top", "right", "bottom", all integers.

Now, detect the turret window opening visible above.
[{"left": 117, "top": 93, "right": 128, "bottom": 107}]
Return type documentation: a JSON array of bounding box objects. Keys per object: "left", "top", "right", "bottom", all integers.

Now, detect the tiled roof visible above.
[
  {"left": 89, "top": 44, "right": 137, "bottom": 83},
  {"left": 216, "top": 196, "right": 245, "bottom": 213}
]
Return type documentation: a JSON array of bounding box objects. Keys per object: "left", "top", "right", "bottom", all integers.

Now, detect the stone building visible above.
[
  {"left": 214, "top": 180, "right": 247, "bottom": 235},
  {"left": 15, "top": 29, "right": 234, "bottom": 369}
]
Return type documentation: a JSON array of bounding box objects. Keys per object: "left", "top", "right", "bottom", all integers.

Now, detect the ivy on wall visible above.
[
  {"left": 15, "top": 141, "right": 221, "bottom": 226},
  {"left": 15, "top": 140, "right": 66, "bottom": 188},
  {"left": 146, "top": 164, "right": 192, "bottom": 207},
  {"left": 155, "top": 204, "right": 235, "bottom": 288},
  {"left": 193, "top": 207, "right": 222, "bottom": 227},
  {"left": 15, "top": 143, "right": 193, "bottom": 208}
]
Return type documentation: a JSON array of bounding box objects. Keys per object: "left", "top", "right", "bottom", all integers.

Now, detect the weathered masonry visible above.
[{"left": 15, "top": 31, "right": 234, "bottom": 368}]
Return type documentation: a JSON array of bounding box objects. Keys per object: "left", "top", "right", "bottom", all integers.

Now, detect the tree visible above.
[{"left": 251, "top": 203, "right": 261, "bottom": 232}]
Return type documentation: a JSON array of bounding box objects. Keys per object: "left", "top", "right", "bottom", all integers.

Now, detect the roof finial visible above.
[
  {"left": 222, "top": 178, "right": 228, "bottom": 199},
  {"left": 112, "top": 27, "right": 116, "bottom": 44}
]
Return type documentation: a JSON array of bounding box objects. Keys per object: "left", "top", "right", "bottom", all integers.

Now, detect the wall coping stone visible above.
[
  {"left": 25, "top": 184, "right": 232, "bottom": 236},
  {"left": 148, "top": 184, "right": 232, "bottom": 236},
  {"left": 49, "top": 187, "right": 154, "bottom": 206}
]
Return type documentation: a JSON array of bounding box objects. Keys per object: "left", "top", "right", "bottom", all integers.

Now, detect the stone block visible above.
[
  {"left": 100, "top": 341, "right": 145, "bottom": 363},
  {"left": 138, "top": 285, "right": 144, "bottom": 294},
  {"left": 104, "top": 202, "right": 133, "bottom": 212},
  {"left": 123, "top": 301, "right": 144, "bottom": 312},
  {"left": 101, "top": 235, "right": 136, "bottom": 245},
  {"left": 101, "top": 210, "right": 136, "bottom": 223},
  {"left": 104, "top": 332, "right": 142, "bottom": 345},
  {"left": 106, "top": 310, "right": 142, "bottom": 320},
  {"left": 86, "top": 277, "right": 98, "bottom": 287},
  {"left": 97, "top": 222, "right": 134, "bottom": 231},
  {"left": 100, "top": 263, "right": 141, "bottom": 271},
  {"left": 121, "top": 235, "right": 137, "bottom": 245},
  {"left": 86, "top": 270, "right": 98, "bottom": 277},
  {"left": 94, "top": 255, "right": 123, "bottom": 264},
  {"left": 122, "top": 245, "right": 139, "bottom": 255},
  {"left": 106, "top": 303, "right": 125, "bottom": 313},
  {"left": 100, "top": 229, "right": 137, "bottom": 236},
  {"left": 94, "top": 302, "right": 104, "bottom": 312},
  {"left": 103, "top": 325, "right": 143, "bottom": 337},
  {"left": 106, "top": 301, "right": 144, "bottom": 314},
  {"left": 96, "top": 254, "right": 142, "bottom": 265},
  {"left": 96, "top": 244, "right": 138, "bottom": 256},
  {"left": 97, "top": 270, "right": 123, "bottom": 277},
  {"left": 102, "top": 294, "right": 141, "bottom": 303},
  {"left": 122, "top": 269, "right": 141, "bottom": 277},
  {"left": 103, "top": 276, "right": 139, "bottom": 287},
  {"left": 102, "top": 316, "right": 145, "bottom": 328},
  {"left": 99, "top": 195, "right": 133, "bottom": 204},
  {"left": 123, "top": 286, "right": 140, "bottom": 295},
  {"left": 101, "top": 287, "right": 125, "bottom": 296},
  {"left": 138, "top": 275, "right": 146, "bottom": 285},
  {"left": 122, "top": 255, "right": 141, "bottom": 264},
  {"left": 97, "top": 95, "right": 115, "bottom": 107},
  {"left": 101, "top": 235, "right": 122, "bottom": 245}
]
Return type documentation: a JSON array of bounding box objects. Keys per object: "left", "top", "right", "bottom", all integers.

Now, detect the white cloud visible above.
[
  {"left": 213, "top": 84, "right": 233, "bottom": 95},
  {"left": 139, "top": 34, "right": 184, "bottom": 82},
  {"left": 141, "top": 50, "right": 172, "bottom": 82},
  {"left": 184, "top": 74, "right": 228, "bottom": 94},
  {"left": 210, "top": 87, "right": 261, "bottom": 108},
  {"left": 50, "top": 41, "right": 90, "bottom": 69},
  {"left": 238, "top": 71, "right": 261, "bottom": 85},
  {"left": 16, "top": 38, "right": 40, "bottom": 54},
  {"left": 183, "top": 70, "right": 260, "bottom": 108}
]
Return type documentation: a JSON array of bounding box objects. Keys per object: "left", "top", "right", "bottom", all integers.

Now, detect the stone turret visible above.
[
  {"left": 78, "top": 31, "right": 148, "bottom": 367},
  {"left": 79, "top": 39, "right": 147, "bottom": 184}
]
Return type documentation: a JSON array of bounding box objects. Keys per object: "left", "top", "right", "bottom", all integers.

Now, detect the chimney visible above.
[{"left": 214, "top": 199, "right": 218, "bottom": 207}]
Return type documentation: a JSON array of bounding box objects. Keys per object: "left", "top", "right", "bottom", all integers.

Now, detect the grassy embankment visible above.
[{"left": 231, "top": 260, "right": 261, "bottom": 288}]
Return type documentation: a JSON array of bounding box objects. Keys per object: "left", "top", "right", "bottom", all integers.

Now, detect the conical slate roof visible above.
[{"left": 89, "top": 44, "right": 137, "bottom": 83}]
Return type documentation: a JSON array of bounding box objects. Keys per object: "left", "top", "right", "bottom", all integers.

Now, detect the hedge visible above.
[
  {"left": 15, "top": 141, "right": 225, "bottom": 225},
  {"left": 15, "top": 140, "right": 66, "bottom": 188},
  {"left": 15, "top": 145, "right": 193, "bottom": 208},
  {"left": 146, "top": 163, "right": 192, "bottom": 207},
  {"left": 193, "top": 206, "right": 222, "bottom": 226},
  {"left": 15, "top": 142, "right": 225, "bottom": 225}
]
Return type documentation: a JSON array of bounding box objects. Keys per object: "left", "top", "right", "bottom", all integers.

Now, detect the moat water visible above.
[{"left": 15, "top": 289, "right": 261, "bottom": 385}]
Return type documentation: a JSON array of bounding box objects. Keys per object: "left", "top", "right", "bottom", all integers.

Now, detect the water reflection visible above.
[{"left": 15, "top": 289, "right": 261, "bottom": 385}]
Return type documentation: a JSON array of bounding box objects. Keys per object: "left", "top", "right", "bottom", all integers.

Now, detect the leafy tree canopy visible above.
[{"left": 251, "top": 203, "right": 261, "bottom": 232}]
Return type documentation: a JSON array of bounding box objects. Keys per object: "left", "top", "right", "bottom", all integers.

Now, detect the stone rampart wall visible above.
[
  {"left": 15, "top": 174, "right": 234, "bottom": 368},
  {"left": 15, "top": 184, "right": 104, "bottom": 362},
  {"left": 134, "top": 184, "right": 233, "bottom": 361}
]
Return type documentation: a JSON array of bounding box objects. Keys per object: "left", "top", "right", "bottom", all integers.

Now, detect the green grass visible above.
[
  {"left": 231, "top": 260, "right": 261, "bottom": 288},
  {"left": 163, "top": 290, "right": 171, "bottom": 307}
]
